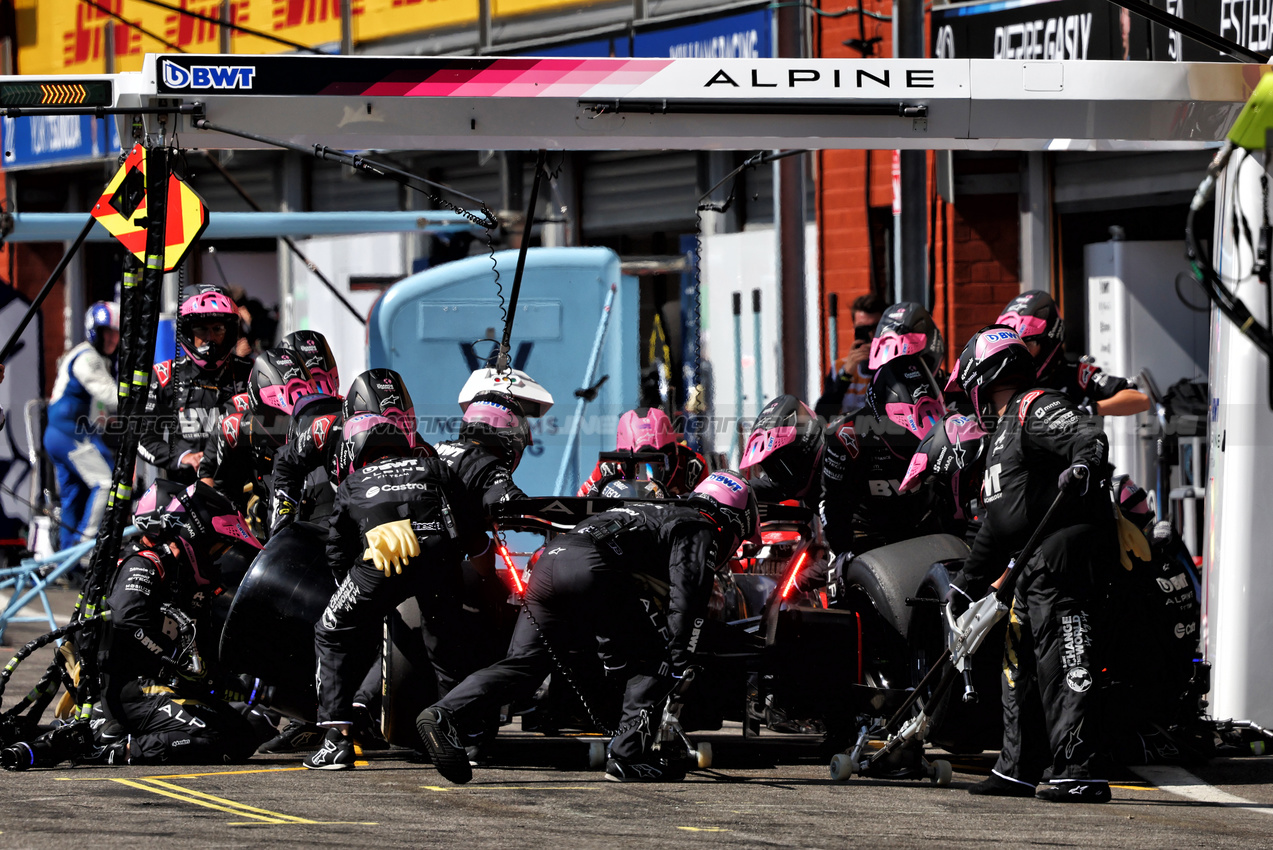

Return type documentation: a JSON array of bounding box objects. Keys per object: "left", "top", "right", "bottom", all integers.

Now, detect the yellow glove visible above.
[
  {"left": 363, "top": 519, "right": 421, "bottom": 577},
  {"left": 1116, "top": 513, "right": 1153, "bottom": 571}
]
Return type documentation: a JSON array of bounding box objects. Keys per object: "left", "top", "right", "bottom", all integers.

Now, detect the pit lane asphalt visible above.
[{"left": 4, "top": 590, "right": 1273, "bottom": 849}]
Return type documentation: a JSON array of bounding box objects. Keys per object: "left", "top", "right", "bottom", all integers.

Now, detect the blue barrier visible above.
[{"left": 0, "top": 527, "right": 138, "bottom": 643}]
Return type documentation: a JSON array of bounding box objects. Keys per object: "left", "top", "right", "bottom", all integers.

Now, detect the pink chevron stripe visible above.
[{"left": 402, "top": 58, "right": 672, "bottom": 98}]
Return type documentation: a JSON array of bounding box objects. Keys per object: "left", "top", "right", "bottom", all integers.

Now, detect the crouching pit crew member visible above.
[
  {"left": 946, "top": 326, "right": 1116, "bottom": 804},
  {"left": 415, "top": 471, "right": 760, "bottom": 785},
  {"left": 305, "top": 414, "right": 487, "bottom": 770},
  {"left": 2, "top": 483, "right": 265, "bottom": 770}
]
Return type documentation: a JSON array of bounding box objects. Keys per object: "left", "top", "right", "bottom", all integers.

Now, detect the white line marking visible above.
[{"left": 1132, "top": 765, "right": 1273, "bottom": 816}]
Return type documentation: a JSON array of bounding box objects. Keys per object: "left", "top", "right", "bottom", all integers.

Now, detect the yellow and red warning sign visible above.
[{"left": 91, "top": 143, "right": 209, "bottom": 272}]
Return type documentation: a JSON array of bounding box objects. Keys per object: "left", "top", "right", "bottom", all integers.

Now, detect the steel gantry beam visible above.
[{"left": 3, "top": 55, "right": 1261, "bottom": 153}]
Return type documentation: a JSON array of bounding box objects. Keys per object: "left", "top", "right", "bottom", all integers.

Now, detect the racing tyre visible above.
[{"left": 695, "top": 742, "right": 713, "bottom": 769}]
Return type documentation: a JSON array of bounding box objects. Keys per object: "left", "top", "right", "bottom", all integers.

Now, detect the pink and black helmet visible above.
[
  {"left": 283, "top": 330, "right": 340, "bottom": 397},
  {"left": 689, "top": 470, "right": 761, "bottom": 553},
  {"left": 865, "top": 355, "right": 945, "bottom": 441},
  {"left": 616, "top": 407, "right": 680, "bottom": 452},
  {"left": 899, "top": 413, "right": 989, "bottom": 519},
  {"left": 249, "top": 348, "right": 317, "bottom": 416},
  {"left": 134, "top": 480, "right": 184, "bottom": 541},
  {"left": 740, "top": 395, "right": 824, "bottom": 498},
  {"left": 869, "top": 302, "right": 945, "bottom": 373},
  {"left": 336, "top": 413, "right": 412, "bottom": 483},
  {"left": 178, "top": 289, "right": 240, "bottom": 370},
  {"left": 996, "top": 290, "right": 1066, "bottom": 378},
  {"left": 460, "top": 392, "right": 532, "bottom": 471},
  {"left": 344, "top": 369, "right": 418, "bottom": 448},
  {"left": 162, "top": 482, "right": 262, "bottom": 585},
  {"left": 952, "top": 325, "right": 1036, "bottom": 430}
]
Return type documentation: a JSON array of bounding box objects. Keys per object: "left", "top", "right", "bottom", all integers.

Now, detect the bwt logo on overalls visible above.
[{"left": 162, "top": 60, "right": 256, "bottom": 90}]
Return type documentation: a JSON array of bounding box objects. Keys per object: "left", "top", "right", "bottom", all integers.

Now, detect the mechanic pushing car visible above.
[
  {"left": 199, "top": 348, "right": 320, "bottom": 529},
  {"left": 270, "top": 367, "right": 430, "bottom": 538},
  {"left": 576, "top": 407, "right": 708, "bottom": 496},
  {"left": 140, "top": 287, "right": 253, "bottom": 484},
  {"left": 304, "top": 414, "right": 488, "bottom": 770},
  {"left": 945, "top": 326, "right": 1116, "bottom": 803},
  {"left": 415, "top": 471, "right": 760, "bottom": 785},
  {"left": 995, "top": 290, "right": 1149, "bottom": 416},
  {"left": 2, "top": 483, "right": 265, "bottom": 770}
]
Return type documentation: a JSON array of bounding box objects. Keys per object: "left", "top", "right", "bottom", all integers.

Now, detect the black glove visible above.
[
  {"left": 944, "top": 583, "right": 975, "bottom": 620},
  {"left": 1057, "top": 463, "right": 1089, "bottom": 494},
  {"left": 271, "top": 490, "right": 298, "bottom": 535}
]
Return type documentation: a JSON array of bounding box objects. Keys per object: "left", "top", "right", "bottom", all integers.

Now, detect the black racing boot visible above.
[
  {"left": 1036, "top": 779, "right": 1112, "bottom": 803},
  {"left": 350, "top": 704, "right": 390, "bottom": 751},
  {"left": 416, "top": 707, "right": 472, "bottom": 784},
  {"left": 968, "top": 772, "right": 1038, "bottom": 797},
  {"left": 604, "top": 757, "right": 688, "bottom": 783},
  {"left": 303, "top": 728, "right": 356, "bottom": 771},
  {"left": 259, "top": 719, "right": 325, "bottom": 754}
]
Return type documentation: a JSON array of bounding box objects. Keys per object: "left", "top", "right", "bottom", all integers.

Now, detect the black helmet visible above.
[
  {"left": 459, "top": 392, "right": 533, "bottom": 471},
  {"left": 996, "top": 290, "right": 1065, "bottom": 378},
  {"left": 344, "top": 369, "right": 417, "bottom": 447},
  {"left": 687, "top": 470, "right": 761, "bottom": 557},
  {"left": 951, "top": 326, "right": 1036, "bottom": 429},
  {"left": 739, "top": 395, "right": 824, "bottom": 499},
  {"left": 249, "top": 348, "right": 316, "bottom": 416},
  {"left": 134, "top": 480, "right": 184, "bottom": 541},
  {"left": 865, "top": 355, "right": 945, "bottom": 440},
  {"left": 589, "top": 473, "right": 670, "bottom": 500},
  {"left": 869, "top": 302, "right": 945, "bottom": 374},
  {"left": 336, "top": 413, "right": 412, "bottom": 483},
  {"left": 898, "top": 412, "right": 989, "bottom": 519},
  {"left": 282, "top": 330, "right": 340, "bottom": 396},
  {"left": 163, "top": 482, "right": 262, "bottom": 585}
]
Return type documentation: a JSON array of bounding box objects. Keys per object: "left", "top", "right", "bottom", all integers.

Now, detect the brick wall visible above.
[{"left": 816, "top": 1, "right": 1022, "bottom": 375}]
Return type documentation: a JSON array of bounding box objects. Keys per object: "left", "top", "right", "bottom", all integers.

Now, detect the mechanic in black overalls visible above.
[
  {"left": 996, "top": 290, "right": 1149, "bottom": 416},
  {"left": 140, "top": 287, "right": 252, "bottom": 484},
  {"left": 415, "top": 471, "right": 760, "bottom": 785},
  {"left": 946, "top": 326, "right": 1116, "bottom": 804},
  {"left": 304, "top": 414, "right": 486, "bottom": 770}
]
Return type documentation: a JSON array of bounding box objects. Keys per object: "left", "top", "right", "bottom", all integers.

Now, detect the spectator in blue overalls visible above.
[{"left": 44, "top": 302, "right": 120, "bottom": 552}]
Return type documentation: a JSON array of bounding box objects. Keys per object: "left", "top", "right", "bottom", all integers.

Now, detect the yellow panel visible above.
[
  {"left": 491, "top": 0, "right": 602, "bottom": 20},
  {"left": 356, "top": 0, "right": 479, "bottom": 40}
]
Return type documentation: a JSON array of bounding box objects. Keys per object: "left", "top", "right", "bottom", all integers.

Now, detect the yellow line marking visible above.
[
  {"left": 149, "top": 766, "right": 309, "bottom": 779},
  {"left": 1111, "top": 783, "right": 1158, "bottom": 792},
  {"left": 108, "top": 779, "right": 291, "bottom": 824},
  {"left": 140, "top": 778, "right": 313, "bottom": 823},
  {"left": 228, "top": 822, "right": 380, "bottom": 827},
  {"left": 677, "top": 827, "right": 730, "bottom": 832}
]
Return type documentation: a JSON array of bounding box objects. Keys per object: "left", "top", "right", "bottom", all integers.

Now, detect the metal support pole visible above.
[
  {"left": 775, "top": 0, "right": 808, "bottom": 396},
  {"left": 732, "top": 292, "right": 744, "bottom": 465},
  {"left": 827, "top": 292, "right": 839, "bottom": 371},
  {"left": 753, "top": 288, "right": 764, "bottom": 413},
  {"left": 553, "top": 283, "right": 618, "bottom": 495},
  {"left": 220, "top": 0, "right": 232, "bottom": 54},
  {"left": 340, "top": 0, "right": 354, "bottom": 55},
  {"left": 898, "top": 0, "right": 928, "bottom": 305}
]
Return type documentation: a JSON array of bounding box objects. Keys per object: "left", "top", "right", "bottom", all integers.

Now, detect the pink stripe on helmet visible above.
[
  {"left": 996, "top": 311, "right": 1049, "bottom": 340},
  {"left": 258, "top": 377, "right": 317, "bottom": 415},
  {"left": 616, "top": 408, "right": 678, "bottom": 452},
  {"left": 693, "top": 470, "right": 750, "bottom": 511},
  {"left": 898, "top": 451, "right": 929, "bottom": 494},
  {"left": 311, "top": 367, "right": 338, "bottom": 397},
  {"left": 974, "top": 328, "right": 1026, "bottom": 360},
  {"left": 869, "top": 332, "right": 930, "bottom": 370},
  {"left": 381, "top": 406, "right": 418, "bottom": 448},
  {"left": 180, "top": 292, "right": 237, "bottom": 317},
  {"left": 212, "top": 514, "right": 264, "bottom": 550},
  {"left": 463, "top": 399, "right": 519, "bottom": 430},
  {"left": 945, "top": 414, "right": 987, "bottom": 444},
  {"left": 885, "top": 397, "right": 944, "bottom": 440},
  {"left": 740, "top": 426, "right": 797, "bottom": 470}
]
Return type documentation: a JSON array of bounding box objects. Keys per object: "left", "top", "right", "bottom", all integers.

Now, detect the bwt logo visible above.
[{"left": 162, "top": 60, "right": 256, "bottom": 90}]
